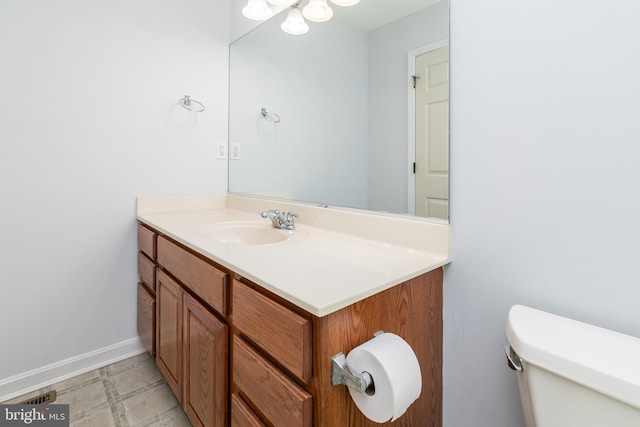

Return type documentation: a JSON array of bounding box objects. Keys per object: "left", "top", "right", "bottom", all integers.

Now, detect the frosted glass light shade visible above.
[
  {"left": 330, "top": 0, "right": 360, "bottom": 5},
  {"left": 281, "top": 7, "right": 309, "bottom": 35},
  {"left": 266, "top": 0, "right": 297, "bottom": 5},
  {"left": 302, "top": 0, "right": 333, "bottom": 22},
  {"left": 242, "top": 0, "right": 274, "bottom": 20}
]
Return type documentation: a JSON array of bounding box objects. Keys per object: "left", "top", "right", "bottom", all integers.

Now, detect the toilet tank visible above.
[{"left": 506, "top": 305, "right": 640, "bottom": 427}]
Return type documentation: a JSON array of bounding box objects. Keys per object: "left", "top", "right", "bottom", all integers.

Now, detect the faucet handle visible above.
[
  {"left": 260, "top": 209, "right": 280, "bottom": 218},
  {"left": 284, "top": 212, "right": 298, "bottom": 222},
  {"left": 281, "top": 212, "right": 298, "bottom": 230}
]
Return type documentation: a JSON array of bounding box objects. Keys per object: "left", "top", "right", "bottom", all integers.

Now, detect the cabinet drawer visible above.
[
  {"left": 157, "top": 236, "right": 228, "bottom": 317},
  {"left": 137, "top": 282, "right": 155, "bottom": 358},
  {"left": 137, "top": 252, "right": 155, "bottom": 291},
  {"left": 138, "top": 224, "right": 156, "bottom": 260},
  {"left": 233, "top": 336, "right": 312, "bottom": 427},
  {"left": 231, "top": 394, "right": 266, "bottom": 427},
  {"left": 232, "top": 280, "right": 311, "bottom": 382}
]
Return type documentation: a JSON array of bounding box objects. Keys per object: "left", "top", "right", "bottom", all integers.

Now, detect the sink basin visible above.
[{"left": 195, "top": 222, "right": 290, "bottom": 245}]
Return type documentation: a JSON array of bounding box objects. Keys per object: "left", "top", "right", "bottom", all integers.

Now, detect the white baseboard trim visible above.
[{"left": 0, "top": 337, "right": 146, "bottom": 402}]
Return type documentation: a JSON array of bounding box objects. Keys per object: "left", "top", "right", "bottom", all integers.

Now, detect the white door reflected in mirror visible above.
[{"left": 414, "top": 45, "right": 449, "bottom": 219}]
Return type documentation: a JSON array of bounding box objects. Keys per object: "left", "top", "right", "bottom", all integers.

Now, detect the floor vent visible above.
[{"left": 19, "top": 390, "right": 56, "bottom": 405}]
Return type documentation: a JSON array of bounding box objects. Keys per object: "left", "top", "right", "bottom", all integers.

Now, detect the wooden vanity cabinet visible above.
[
  {"left": 139, "top": 224, "right": 443, "bottom": 427},
  {"left": 230, "top": 271, "right": 443, "bottom": 427},
  {"left": 137, "top": 224, "right": 157, "bottom": 357},
  {"left": 312, "top": 270, "right": 443, "bottom": 427},
  {"left": 154, "top": 235, "right": 230, "bottom": 427}
]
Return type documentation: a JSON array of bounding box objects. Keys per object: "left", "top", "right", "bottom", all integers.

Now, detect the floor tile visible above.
[
  {"left": 104, "top": 353, "right": 151, "bottom": 376},
  {"left": 55, "top": 369, "right": 103, "bottom": 393},
  {"left": 138, "top": 406, "right": 192, "bottom": 427},
  {"left": 119, "top": 382, "right": 180, "bottom": 426},
  {"left": 57, "top": 379, "right": 111, "bottom": 420},
  {"left": 2, "top": 354, "right": 190, "bottom": 427},
  {"left": 107, "top": 358, "right": 163, "bottom": 398},
  {"left": 70, "top": 406, "right": 118, "bottom": 427}
]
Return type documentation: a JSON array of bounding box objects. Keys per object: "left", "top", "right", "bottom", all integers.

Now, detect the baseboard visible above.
[{"left": 0, "top": 337, "right": 146, "bottom": 402}]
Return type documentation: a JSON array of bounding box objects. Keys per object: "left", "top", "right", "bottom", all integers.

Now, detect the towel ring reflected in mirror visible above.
[
  {"left": 261, "top": 108, "right": 281, "bottom": 123},
  {"left": 180, "top": 95, "right": 205, "bottom": 113}
]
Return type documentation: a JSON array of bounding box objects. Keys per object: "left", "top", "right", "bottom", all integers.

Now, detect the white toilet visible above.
[{"left": 505, "top": 305, "right": 640, "bottom": 427}]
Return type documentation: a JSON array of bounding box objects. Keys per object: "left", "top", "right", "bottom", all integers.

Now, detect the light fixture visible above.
[
  {"left": 242, "top": 0, "right": 274, "bottom": 21},
  {"left": 241, "top": 0, "right": 360, "bottom": 35},
  {"left": 281, "top": 6, "right": 309, "bottom": 35},
  {"left": 266, "top": 0, "right": 297, "bottom": 5},
  {"left": 329, "top": 0, "right": 359, "bottom": 5},
  {"left": 302, "top": 0, "right": 333, "bottom": 23}
]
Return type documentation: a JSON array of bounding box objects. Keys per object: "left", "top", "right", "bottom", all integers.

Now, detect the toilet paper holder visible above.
[
  {"left": 331, "top": 331, "right": 384, "bottom": 395},
  {"left": 331, "top": 353, "right": 375, "bottom": 395}
]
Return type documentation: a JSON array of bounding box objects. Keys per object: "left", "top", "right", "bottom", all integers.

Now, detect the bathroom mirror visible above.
[{"left": 229, "top": 0, "right": 449, "bottom": 219}]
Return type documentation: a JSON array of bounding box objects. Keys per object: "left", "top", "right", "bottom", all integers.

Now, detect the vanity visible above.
[{"left": 136, "top": 194, "right": 449, "bottom": 427}]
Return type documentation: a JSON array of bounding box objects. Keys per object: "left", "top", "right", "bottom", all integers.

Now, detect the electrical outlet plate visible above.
[
  {"left": 231, "top": 143, "right": 240, "bottom": 160},
  {"left": 216, "top": 141, "right": 227, "bottom": 159}
]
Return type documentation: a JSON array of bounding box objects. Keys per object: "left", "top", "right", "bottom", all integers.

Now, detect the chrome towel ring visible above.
[
  {"left": 261, "top": 108, "right": 281, "bottom": 123},
  {"left": 180, "top": 95, "right": 205, "bottom": 113}
]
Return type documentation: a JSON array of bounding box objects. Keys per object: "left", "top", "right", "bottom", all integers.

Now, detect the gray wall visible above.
[
  {"left": 445, "top": 0, "right": 640, "bottom": 426},
  {"left": 0, "top": 0, "right": 229, "bottom": 396},
  {"left": 228, "top": 12, "right": 369, "bottom": 208}
]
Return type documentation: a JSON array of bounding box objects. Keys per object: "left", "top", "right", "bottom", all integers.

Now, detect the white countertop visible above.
[{"left": 137, "top": 194, "right": 450, "bottom": 317}]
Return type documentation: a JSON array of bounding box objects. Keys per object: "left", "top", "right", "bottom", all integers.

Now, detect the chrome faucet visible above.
[{"left": 260, "top": 210, "right": 298, "bottom": 231}]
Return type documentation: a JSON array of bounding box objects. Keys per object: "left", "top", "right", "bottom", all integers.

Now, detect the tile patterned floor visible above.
[{"left": 4, "top": 353, "right": 191, "bottom": 427}]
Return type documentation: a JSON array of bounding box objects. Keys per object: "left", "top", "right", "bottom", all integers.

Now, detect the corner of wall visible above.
[{"left": 0, "top": 338, "right": 145, "bottom": 402}]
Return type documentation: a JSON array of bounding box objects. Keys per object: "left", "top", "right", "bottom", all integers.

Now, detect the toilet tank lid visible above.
[{"left": 506, "top": 305, "right": 640, "bottom": 410}]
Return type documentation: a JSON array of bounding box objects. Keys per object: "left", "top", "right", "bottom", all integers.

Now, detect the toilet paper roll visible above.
[{"left": 345, "top": 332, "right": 422, "bottom": 423}]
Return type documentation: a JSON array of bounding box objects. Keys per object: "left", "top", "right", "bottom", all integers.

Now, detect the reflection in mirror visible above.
[{"left": 229, "top": 0, "right": 449, "bottom": 220}]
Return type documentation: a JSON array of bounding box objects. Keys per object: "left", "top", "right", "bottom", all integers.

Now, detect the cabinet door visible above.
[
  {"left": 156, "top": 270, "right": 183, "bottom": 401},
  {"left": 183, "top": 292, "right": 229, "bottom": 427}
]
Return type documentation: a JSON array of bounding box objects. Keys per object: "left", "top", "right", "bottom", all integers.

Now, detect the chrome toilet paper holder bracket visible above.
[
  {"left": 331, "top": 353, "right": 375, "bottom": 395},
  {"left": 331, "top": 330, "right": 383, "bottom": 395}
]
